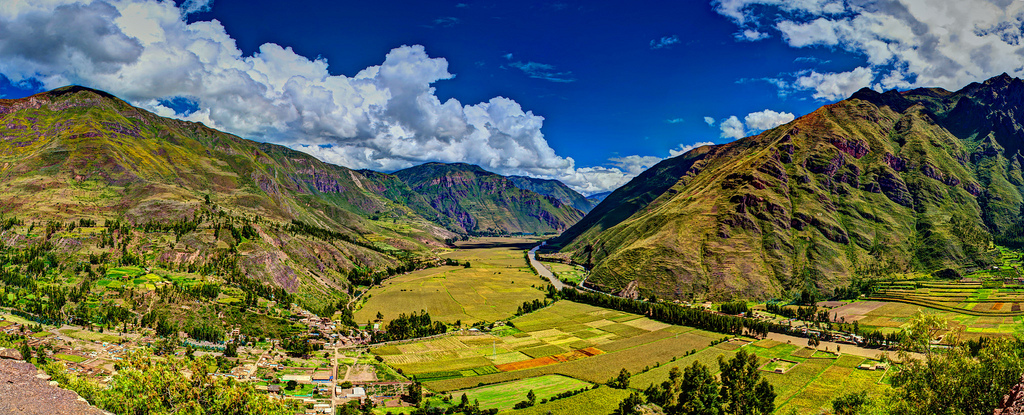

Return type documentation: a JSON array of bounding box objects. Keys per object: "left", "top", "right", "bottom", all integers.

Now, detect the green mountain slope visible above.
[
  {"left": 507, "top": 175, "right": 596, "bottom": 213},
  {"left": 552, "top": 75, "right": 1024, "bottom": 301},
  {"left": 0, "top": 86, "right": 453, "bottom": 307},
  {"left": 394, "top": 163, "right": 585, "bottom": 235}
]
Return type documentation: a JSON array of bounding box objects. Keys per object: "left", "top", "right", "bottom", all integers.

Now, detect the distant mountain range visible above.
[{"left": 550, "top": 74, "right": 1024, "bottom": 301}]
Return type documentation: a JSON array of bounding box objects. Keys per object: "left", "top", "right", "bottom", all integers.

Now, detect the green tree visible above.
[
  {"left": 887, "top": 314, "right": 1024, "bottom": 415},
  {"left": 613, "top": 392, "right": 645, "bottom": 415},
  {"left": 407, "top": 381, "right": 423, "bottom": 405},
  {"left": 608, "top": 368, "right": 632, "bottom": 389},
  {"left": 831, "top": 391, "right": 869, "bottom": 415},
  {"left": 526, "top": 389, "right": 536, "bottom": 405},
  {"left": 673, "top": 361, "right": 722, "bottom": 415},
  {"left": 718, "top": 349, "right": 775, "bottom": 415},
  {"left": 286, "top": 380, "right": 298, "bottom": 390}
]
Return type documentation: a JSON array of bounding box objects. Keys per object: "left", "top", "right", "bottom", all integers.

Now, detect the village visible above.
[{"left": 0, "top": 306, "right": 417, "bottom": 415}]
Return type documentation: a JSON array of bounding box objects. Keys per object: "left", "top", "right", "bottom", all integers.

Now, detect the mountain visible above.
[
  {"left": 551, "top": 74, "right": 1024, "bottom": 301},
  {"left": 507, "top": 175, "right": 596, "bottom": 213},
  {"left": 394, "top": 163, "right": 585, "bottom": 235},
  {"left": 586, "top": 191, "right": 612, "bottom": 204},
  {"left": 0, "top": 86, "right": 454, "bottom": 309}
]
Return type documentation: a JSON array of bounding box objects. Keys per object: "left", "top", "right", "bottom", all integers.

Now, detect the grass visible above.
[
  {"left": 354, "top": 242, "right": 548, "bottom": 324},
  {"left": 59, "top": 328, "right": 122, "bottom": 343},
  {"left": 501, "top": 386, "right": 631, "bottom": 415},
  {"left": 454, "top": 375, "right": 592, "bottom": 411},
  {"left": 54, "top": 353, "right": 87, "bottom": 363}
]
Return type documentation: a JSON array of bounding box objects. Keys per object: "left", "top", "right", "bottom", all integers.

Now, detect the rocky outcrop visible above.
[
  {"left": 995, "top": 376, "right": 1024, "bottom": 415},
  {"left": 0, "top": 359, "right": 108, "bottom": 415}
]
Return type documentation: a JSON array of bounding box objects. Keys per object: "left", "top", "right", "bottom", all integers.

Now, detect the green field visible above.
[
  {"left": 59, "top": 328, "right": 123, "bottom": 343},
  {"left": 355, "top": 239, "right": 548, "bottom": 324},
  {"left": 457, "top": 375, "right": 591, "bottom": 410},
  {"left": 502, "top": 387, "right": 631, "bottom": 415},
  {"left": 54, "top": 353, "right": 87, "bottom": 363},
  {"left": 544, "top": 262, "right": 586, "bottom": 285}
]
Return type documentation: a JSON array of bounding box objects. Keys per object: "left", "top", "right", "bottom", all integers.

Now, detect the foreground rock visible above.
[{"left": 0, "top": 359, "right": 108, "bottom": 415}]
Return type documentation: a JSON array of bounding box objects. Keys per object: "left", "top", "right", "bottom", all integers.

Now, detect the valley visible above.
[{"left": 3, "top": 81, "right": 1024, "bottom": 415}]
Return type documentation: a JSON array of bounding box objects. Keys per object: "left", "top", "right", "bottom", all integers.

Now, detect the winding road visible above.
[{"left": 528, "top": 243, "right": 565, "bottom": 290}]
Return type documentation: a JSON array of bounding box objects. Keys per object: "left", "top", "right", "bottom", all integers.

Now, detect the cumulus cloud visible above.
[
  {"left": 666, "top": 117, "right": 684, "bottom": 124},
  {"left": 669, "top": 141, "right": 715, "bottom": 157},
  {"left": 794, "top": 67, "right": 874, "bottom": 100},
  {"left": 714, "top": 0, "right": 1024, "bottom": 95},
  {"left": 743, "top": 109, "right": 794, "bottom": 131},
  {"left": 650, "top": 35, "right": 680, "bottom": 49},
  {"left": 0, "top": 0, "right": 640, "bottom": 193},
  {"left": 720, "top": 116, "right": 746, "bottom": 139},
  {"left": 717, "top": 109, "right": 795, "bottom": 140},
  {"left": 704, "top": 116, "right": 715, "bottom": 126},
  {"left": 736, "top": 29, "right": 769, "bottom": 41}
]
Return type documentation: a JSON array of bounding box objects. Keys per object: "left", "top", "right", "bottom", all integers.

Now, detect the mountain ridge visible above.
[{"left": 551, "top": 75, "right": 1024, "bottom": 301}]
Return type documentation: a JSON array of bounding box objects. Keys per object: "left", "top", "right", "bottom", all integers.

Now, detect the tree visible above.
[
  {"left": 286, "top": 380, "right": 298, "bottom": 390},
  {"left": 887, "top": 317, "right": 1024, "bottom": 415},
  {"left": 608, "top": 368, "right": 631, "bottom": 389},
  {"left": 376, "top": 311, "right": 384, "bottom": 321},
  {"left": 526, "top": 389, "right": 536, "bottom": 405},
  {"left": 406, "top": 381, "right": 423, "bottom": 405},
  {"left": 831, "top": 391, "right": 869, "bottom": 415},
  {"left": 673, "top": 361, "right": 722, "bottom": 415},
  {"left": 718, "top": 350, "right": 775, "bottom": 415},
  {"left": 224, "top": 342, "right": 238, "bottom": 358},
  {"left": 613, "top": 392, "right": 645, "bottom": 415},
  {"left": 19, "top": 340, "right": 31, "bottom": 361}
]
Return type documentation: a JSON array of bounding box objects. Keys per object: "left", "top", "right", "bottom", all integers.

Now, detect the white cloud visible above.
[
  {"left": 666, "top": 117, "right": 684, "bottom": 124},
  {"left": 744, "top": 109, "right": 794, "bottom": 131},
  {"left": 794, "top": 67, "right": 874, "bottom": 100},
  {"left": 0, "top": 0, "right": 634, "bottom": 194},
  {"left": 720, "top": 116, "right": 746, "bottom": 139},
  {"left": 716, "top": 109, "right": 795, "bottom": 140},
  {"left": 737, "top": 29, "right": 769, "bottom": 41},
  {"left": 703, "top": 116, "right": 715, "bottom": 126},
  {"left": 669, "top": 141, "right": 715, "bottom": 157},
  {"left": 650, "top": 35, "right": 681, "bottom": 49},
  {"left": 715, "top": 0, "right": 1024, "bottom": 94},
  {"left": 609, "top": 155, "right": 663, "bottom": 175}
]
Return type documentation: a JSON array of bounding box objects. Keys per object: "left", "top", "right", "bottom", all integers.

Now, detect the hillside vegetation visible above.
[{"left": 552, "top": 74, "right": 1024, "bottom": 301}]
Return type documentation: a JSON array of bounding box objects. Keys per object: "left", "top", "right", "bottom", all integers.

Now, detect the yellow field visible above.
[{"left": 355, "top": 238, "right": 548, "bottom": 324}]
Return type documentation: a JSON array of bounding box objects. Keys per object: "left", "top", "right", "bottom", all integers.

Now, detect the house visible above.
[
  {"left": 267, "top": 384, "right": 281, "bottom": 394},
  {"left": 346, "top": 387, "right": 367, "bottom": 400}
]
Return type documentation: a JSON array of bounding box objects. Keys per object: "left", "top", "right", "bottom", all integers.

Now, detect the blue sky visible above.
[{"left": 1, "top": 0, "right": 1022, "bottom": 194}]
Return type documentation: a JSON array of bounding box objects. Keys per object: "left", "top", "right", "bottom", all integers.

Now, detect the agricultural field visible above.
[
  {"left": 457, "top": 375, "right": 591, "bottom": 411},
  {"left": 372, "top": 300, "right": 724, "bottom": 391},
  {"left": 543, "top": 262, "right": 586, "bottom": 285},
  {"left": 629, "top": 338, "right": 890, "bottom": 414},
  {"left": 354, "top": 238, "right": 548, "bottom": 324},
  {"left": 827, "top": 298, "right": 1024, "bottom": 338}
]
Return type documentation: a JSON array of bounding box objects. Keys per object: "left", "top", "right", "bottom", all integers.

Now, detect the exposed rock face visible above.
[
  {"left": 995, "top": 376, "right": 1024, "bottom": 415},
  {"left": 0, "top": 359, "right": 108, "bottom": 415}
]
